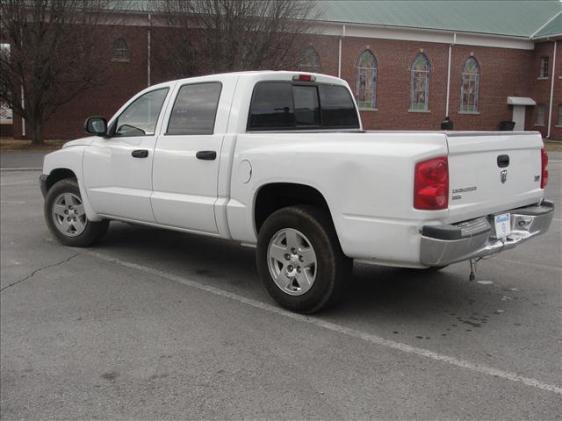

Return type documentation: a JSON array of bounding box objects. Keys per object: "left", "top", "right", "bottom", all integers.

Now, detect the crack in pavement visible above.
[{"left": 0, "top": 253, "right": 80, "bottom": 293}]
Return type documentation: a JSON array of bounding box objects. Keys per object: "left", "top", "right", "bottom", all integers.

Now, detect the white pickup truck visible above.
[{"left": 40, "top": 71, "right": 553, "bottom": 313}]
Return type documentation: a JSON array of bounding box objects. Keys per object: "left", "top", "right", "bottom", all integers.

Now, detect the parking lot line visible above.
[
  {"left": 495, "top": 257, "right": 562, "bottom": 272},
  {"left": 84, "top": 249, "right": 562, "bottom": 396}
]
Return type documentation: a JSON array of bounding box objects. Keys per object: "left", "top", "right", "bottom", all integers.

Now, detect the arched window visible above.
[
  {"left": 460, "top": 57, "right": 480, "bottom": 113},
  {"left": 356, "top": 50, "right": 377, "bottom": 110},
  {"left": 410, "top": 53, "right": 431, "bottom": 111},
  {"left": 112, "top": 38, "right": 130, "bottom": 62},
  {"left": 297, "top": 46, "right": 321, "bottom": 73}
]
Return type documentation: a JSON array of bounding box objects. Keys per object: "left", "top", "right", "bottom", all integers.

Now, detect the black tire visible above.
[
  {"left": 257, "top": 205, "right": 352, "bottom": 314},
  {"left": 44, "top": 178, "right": 109, "bottom": 247}
]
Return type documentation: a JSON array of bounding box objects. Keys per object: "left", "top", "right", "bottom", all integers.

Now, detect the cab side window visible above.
[
  {"left": 114, "top": 88, "right": 169, "bottom": 137},
  {"left": 167, "top": 82, "right": 222, "bottom": 135}
]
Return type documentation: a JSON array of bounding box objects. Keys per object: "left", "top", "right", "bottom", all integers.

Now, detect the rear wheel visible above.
[
  {"left": 45, "top": 178, "right": 109, "bottom": 247},
  {"left": 257, "top": 205, "right": 351, "bottom": 314}
]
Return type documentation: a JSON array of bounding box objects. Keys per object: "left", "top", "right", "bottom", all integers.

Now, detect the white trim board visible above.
[
  {"left": 314, "top": 22, "right": 535, "bottom": 50},
  {"left": 100, "top": 12, "right": 536, "bottom": 51}
]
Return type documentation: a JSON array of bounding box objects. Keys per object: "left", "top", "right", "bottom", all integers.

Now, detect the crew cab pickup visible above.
[{"left": 40, "top": 71, "right": 554, "bottom": 313}]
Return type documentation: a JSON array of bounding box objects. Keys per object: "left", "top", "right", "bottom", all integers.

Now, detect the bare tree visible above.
[
  {"left": 0, "top": 0, "right": 109, "bottom": 144},
  {"left": 159, "top": 0, "right": 317, "bottom": 78}
]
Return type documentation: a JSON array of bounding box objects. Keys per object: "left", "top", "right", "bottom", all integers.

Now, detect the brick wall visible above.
[
  {"left": 14, "top": 25, "right": 149, "bottom": 140},
  {"left": 338, "top": 37, "right": 534, "bottom": 131},
  {"left": 527, "top": 41, "right": 562, "bottom": 140},
  {"left": 10, "top": 22, "right": 561, "bottom": 141}
]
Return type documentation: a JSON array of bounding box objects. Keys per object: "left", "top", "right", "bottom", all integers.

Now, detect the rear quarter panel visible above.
[{"left": 227, "top": 131, "right": 448, "bottom": 264}]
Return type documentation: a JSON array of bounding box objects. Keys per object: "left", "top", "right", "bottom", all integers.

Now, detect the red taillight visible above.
[
  {"left": 541, "top": 148, "right": 549, "bottom": 189},
  {"left": 292, "top": 74, "right": 315, "bottom": 82},
  {"left": 414, "top": 156, "right": 449, "bottom": 210}
]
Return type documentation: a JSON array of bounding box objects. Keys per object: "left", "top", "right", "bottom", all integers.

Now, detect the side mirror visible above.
[{"left": 84, "top": 117, "right": 108, "bottom": 137}]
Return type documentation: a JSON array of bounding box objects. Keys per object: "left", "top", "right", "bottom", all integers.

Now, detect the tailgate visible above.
[{"left": 446, "top": 132, "right": 544, "bottom": 223}]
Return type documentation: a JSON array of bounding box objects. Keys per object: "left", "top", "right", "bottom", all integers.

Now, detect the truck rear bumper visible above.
[{"left": 420, "top": 200, "right": 554, "bottom": 267}]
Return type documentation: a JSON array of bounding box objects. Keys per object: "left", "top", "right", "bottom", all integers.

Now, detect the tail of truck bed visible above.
[{"left": 445, "top": 132, "right": 546, "bottom": 223}]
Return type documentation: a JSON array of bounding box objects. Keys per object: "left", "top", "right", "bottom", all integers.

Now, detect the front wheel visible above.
[
  {"left": 257, "top": 205, "right": 351, "bottom": 314},
  {"left": 44, "top": 178, "right": 109, "bottom": 247}
]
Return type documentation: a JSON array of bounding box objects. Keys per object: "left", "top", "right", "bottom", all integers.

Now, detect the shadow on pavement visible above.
[{"left": 99, "top": 221, "right": 482, "bottom": 323}]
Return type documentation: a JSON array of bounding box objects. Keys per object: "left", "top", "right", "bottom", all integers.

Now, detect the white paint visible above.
[
  {"left": 512, "top": 105, "right": 526, "bottom": 131},
  {"left": 476, "top": 280, "right": 493, "bottom": 285},
  {"left": 445, "top": 40, "right": 453, "bottom": 117},
  {"left": 547, "top": 41, "right": 557, "bottom": 139},
  {"left": 314, "top": 21, "right": 534, "bottom": 50},
  {"left": 42, "top": 71, "right": 548, "bottom": 268},
  {"left": 238, "top": 160, "right": 252, "bottom": 184},
  {"left": 103, "top": 9, "right": 538, "bottom": 50},
  {"left": 447, "top": 133, "right": 543, "bottom": 223},
  {"left": 79, "top": 82, "right": 175, "bottom": 222},
  {"left": 507, "top": 97, "right": 536, "bottom": 106},
  {"left": 84, "top": 250, "right": 562, "bottom": 396},
  {"left": 338, "top": 26, "right": 343, "bottom": 78}
]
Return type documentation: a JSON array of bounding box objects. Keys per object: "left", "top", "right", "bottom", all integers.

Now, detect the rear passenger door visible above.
[{"left": 151, "top": 81, "right": 226, "bottom": 234}]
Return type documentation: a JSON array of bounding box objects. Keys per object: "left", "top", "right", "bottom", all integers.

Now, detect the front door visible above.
[
  {"left": 83, "top": 87, "right": 170, "bottom": 221},
  {"left": 512, "top": 105, "right": 526, "bottom": 131},
  {"left": 151, "top": 82, "right": 223, "bottom": 234}
]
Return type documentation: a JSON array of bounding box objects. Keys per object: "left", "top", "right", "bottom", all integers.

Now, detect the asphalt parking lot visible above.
[{"left": 1, "top": 151, "right": 561, "bottom": 420}]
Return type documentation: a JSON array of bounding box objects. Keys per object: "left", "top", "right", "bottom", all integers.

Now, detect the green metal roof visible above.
[
  {"left": 315, "top": 1, "right": 562, "bottom": 38},
  {"left": 532, "top": 11, "right": 562, "bottom": 38},
  {"left": 113, "top": 0, "right": 562, "bottom": 39}
]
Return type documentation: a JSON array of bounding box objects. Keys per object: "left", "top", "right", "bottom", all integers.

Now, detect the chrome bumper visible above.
[{"left": 420, "top": 200, "right": 554, "bottom": 267}]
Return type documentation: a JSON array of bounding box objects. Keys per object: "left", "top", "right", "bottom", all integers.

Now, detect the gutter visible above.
[
  {"left": 445, "top": 32, "right": 456, "bottom": 117},
  {"left": 338, "top": 24, "right": 346, "bottom": 78},
  {"left": 314, "top": 19, "right": 534, "bottom": 41},
  {"left": 547, "top": 40, "right": 557, "bottom": 139}
]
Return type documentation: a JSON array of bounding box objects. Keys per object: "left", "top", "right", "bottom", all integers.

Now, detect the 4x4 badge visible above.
[{"left": 500, "top": 169, "right": 508, "bottom": 184}]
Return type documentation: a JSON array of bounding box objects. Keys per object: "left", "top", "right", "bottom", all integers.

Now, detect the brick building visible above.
[{"left": 6, "top": 0, "right": 562, "bottom": 140}]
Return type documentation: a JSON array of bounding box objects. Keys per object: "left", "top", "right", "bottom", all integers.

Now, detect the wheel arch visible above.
[
  {"left": 42, "top": 166, "right": 101, "bottom": 222},
  {"left": 253, "top": 182, "right": 339, "bottom": 237},
  {"left": 45, "top": 168, "right": 77, "bottom": 192}
]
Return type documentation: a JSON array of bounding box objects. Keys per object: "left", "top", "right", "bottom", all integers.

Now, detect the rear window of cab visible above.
[{"left": 247, "top": 81, "right": 360, "bottom": 131}]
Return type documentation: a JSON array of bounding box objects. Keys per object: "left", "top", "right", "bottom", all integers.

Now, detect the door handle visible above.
[
  {"left": 131, "top": 149, "right": 149, "bottom": 158},
  {"left": 196, "top": 151, "right": 217, "bottom": 160}
]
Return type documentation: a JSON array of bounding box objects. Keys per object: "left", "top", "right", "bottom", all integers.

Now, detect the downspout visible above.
[
  {"left": 338, "top": 24, "right": 345, "bottom": 78},
  {"left": 547, "top": 40, "right": 557, "bottom": 138},
  {"left": 445, "top": 32, "right": 456, "bottom": 117},
  {"left": 20, "top": 85, "right": 25, "bottom": 137},
  {"left": 147, "top": 13, "right": 152, "bottom": 87},
  {"left": 19, "top": 26, "right": 26, "bottom": 137}
]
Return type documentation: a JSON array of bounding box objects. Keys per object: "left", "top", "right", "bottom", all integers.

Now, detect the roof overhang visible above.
[{"left": 507, "top": 97, "right": 536, "bottom": 106}]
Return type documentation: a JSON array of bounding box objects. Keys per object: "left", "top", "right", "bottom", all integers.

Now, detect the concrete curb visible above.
[{"left": 0, "top": 168, "right": 42, "bottom": 172}]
